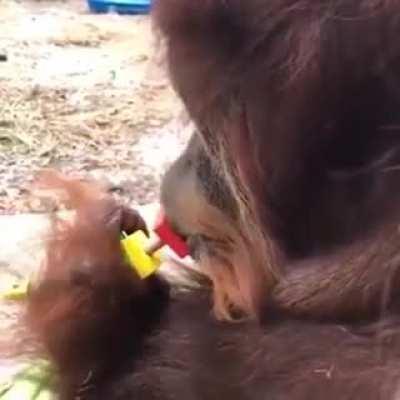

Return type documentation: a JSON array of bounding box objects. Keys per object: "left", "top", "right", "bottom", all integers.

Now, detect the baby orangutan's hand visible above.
[{"left": 119, "top": 206, "right": 149, "bottom": 237}]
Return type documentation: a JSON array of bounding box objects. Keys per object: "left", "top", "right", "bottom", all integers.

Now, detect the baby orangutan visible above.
[{"left": 24, "top": 169, "right": 400, "bottom": 400}]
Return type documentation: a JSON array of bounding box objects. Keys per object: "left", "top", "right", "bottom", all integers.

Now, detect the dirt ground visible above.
[{"left": 0, "top": 0, "right": 188, "bottom": 214}]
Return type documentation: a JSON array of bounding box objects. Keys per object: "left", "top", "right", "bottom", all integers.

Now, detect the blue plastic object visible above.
[{"left": 88, "top": 0, "right": 151, "bottom": 15}]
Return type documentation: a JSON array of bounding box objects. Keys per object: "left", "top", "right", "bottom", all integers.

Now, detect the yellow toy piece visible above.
[
  {"left": 121, "top": 230, "right": 162, "bottom": 279},
  {"left": 1, "top": 278, "right": 30, "bottom": 301}
]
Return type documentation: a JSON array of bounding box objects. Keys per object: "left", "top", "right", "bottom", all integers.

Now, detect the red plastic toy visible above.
[{"left": 153, "top": 210, "right": 189, "bottom": 258}]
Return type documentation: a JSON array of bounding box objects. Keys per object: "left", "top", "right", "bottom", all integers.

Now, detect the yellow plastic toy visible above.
[
  {"left": 120, "top": 230, "right": 163, "bottom": 279},
  {"left": 1, "top": 278, "right": 30, "bottom": 301}
]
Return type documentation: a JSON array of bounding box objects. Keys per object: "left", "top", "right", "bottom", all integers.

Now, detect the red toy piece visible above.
[{"left": 154, "top": 210, "right": 189, "bottom": 258}]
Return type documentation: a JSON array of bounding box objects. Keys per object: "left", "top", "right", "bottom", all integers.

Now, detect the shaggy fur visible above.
[{"left": 155, "top": 0, "right": 400, "bottom": 318}]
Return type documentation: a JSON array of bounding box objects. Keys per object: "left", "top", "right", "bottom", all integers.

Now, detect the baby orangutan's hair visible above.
[{"left": 26, "top": 172, "right": 168, "bottom": 397}]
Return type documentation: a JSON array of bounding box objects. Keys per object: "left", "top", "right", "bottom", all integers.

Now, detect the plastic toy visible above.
[
  {"left": 121, "top": 230, "right": 162, "bottom": 279},
  {"left": 1, "top": 278, "right": 30, "bottom": 301},
  {"left": 153, "top": 211, "right": 189, "bottom": 259},
  {"left": 121, "top": 211, "right": 189, "bottom": 279}
]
